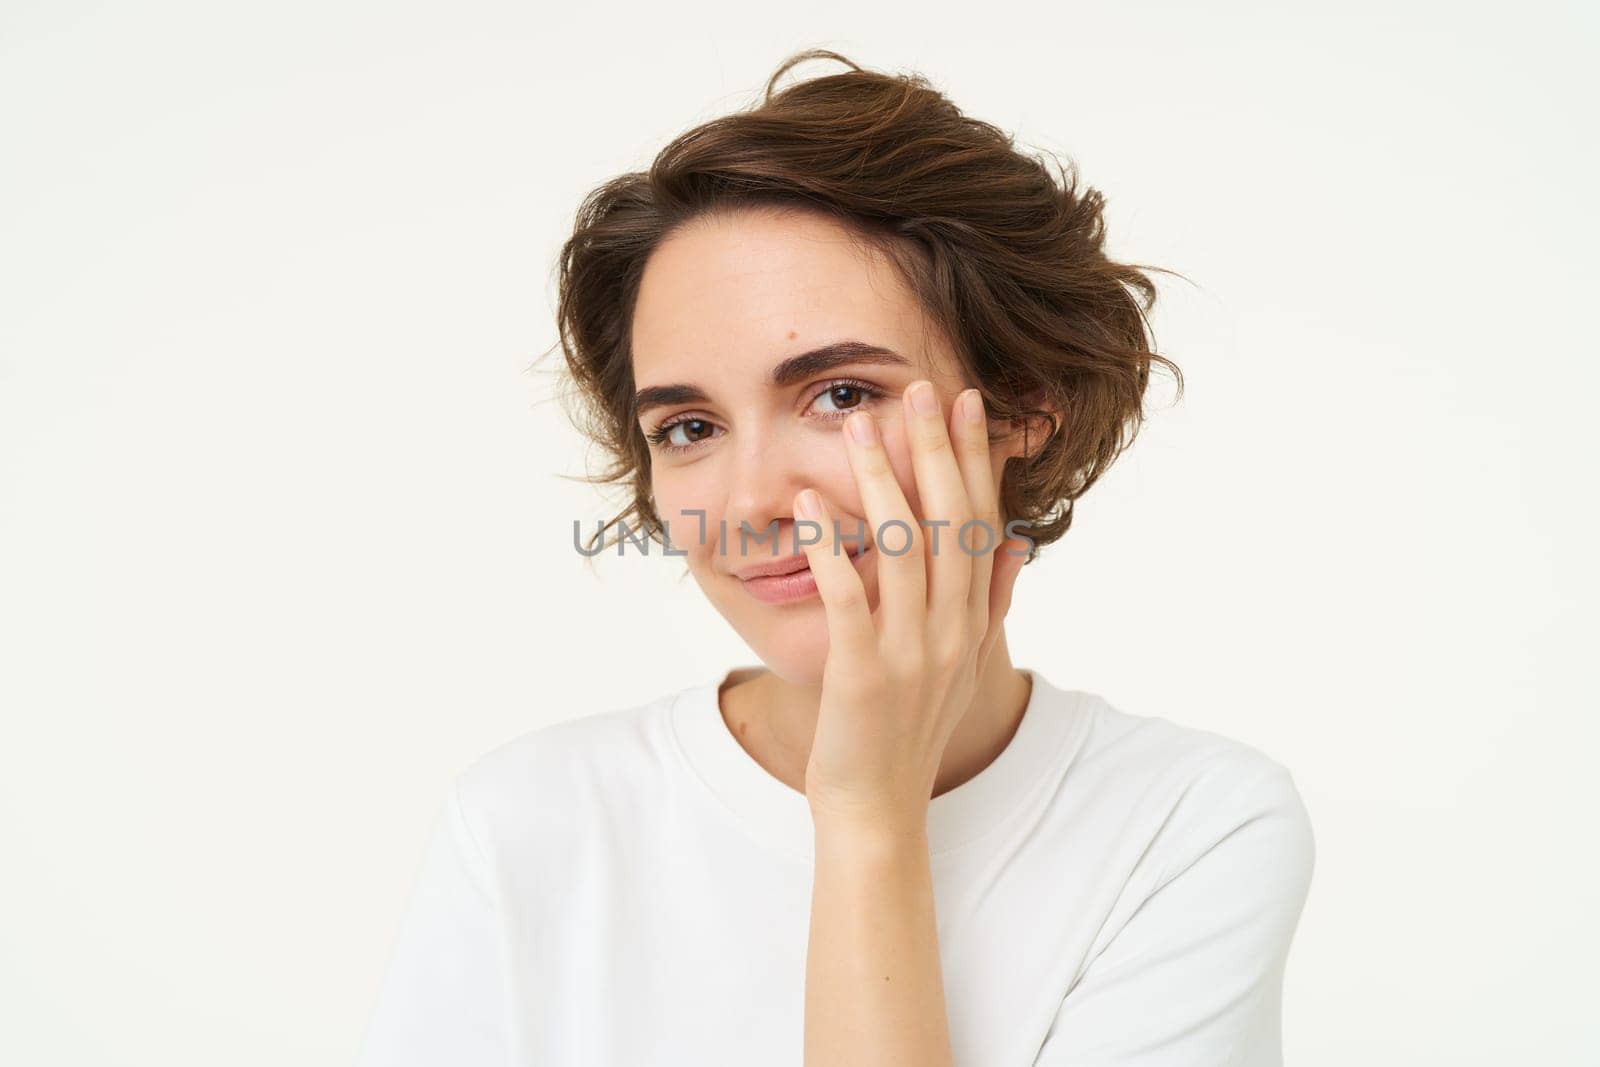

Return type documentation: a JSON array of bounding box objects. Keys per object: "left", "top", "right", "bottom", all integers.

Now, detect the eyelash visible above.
[{"left": 644, "top": 377, "right": 887, "bottom": 455}]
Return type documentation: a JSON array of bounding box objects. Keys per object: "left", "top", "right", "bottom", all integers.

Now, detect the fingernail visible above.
[
  {"left": 795, "top": 489, "right": 820, "bottom": 520},
  {"left": 847, "top": 411, "right": 878, "bottom": 444},
  {"left": 909, "top": 380, "right": 938, "bottom": 417},
  {"left": 961, "top": 388, "right": 984, "bottom": 424}
]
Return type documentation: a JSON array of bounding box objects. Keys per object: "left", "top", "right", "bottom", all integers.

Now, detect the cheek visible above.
[
  {"left": 652, "top": 480, "right": 717, "bottom": 564},
  {"left": 823, "top": 442, "right": 874, "bottom": 514}
]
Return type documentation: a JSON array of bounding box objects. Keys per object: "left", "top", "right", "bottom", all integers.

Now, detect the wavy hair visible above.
[{"left": 544, "top": 48, "right": 1183, "bottom": 562}]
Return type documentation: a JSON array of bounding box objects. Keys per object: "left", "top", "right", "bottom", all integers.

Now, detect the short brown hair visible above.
[{"left": 546, "top": 48, "right": 1183, "bottom": 561}]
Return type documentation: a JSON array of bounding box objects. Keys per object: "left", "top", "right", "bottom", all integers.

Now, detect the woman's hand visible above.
[{"left": 793, "top": 379, "right": 1030, "bottom": 834}]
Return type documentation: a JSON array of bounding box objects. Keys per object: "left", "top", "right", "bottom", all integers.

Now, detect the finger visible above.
[
  {"left": 840, "top": 409, "right": 926, "bottom": 647},
  {"left": 977, "top": 534, "right": 1030, "bottom": 671},
  {"left": 902, "top": 380, "right": 974, "bottom": 652},
  {"left": 951, "top": 388, "right": 1003, "bottom": 648},
  {"left": 794, "top": 487, "right": 878, "bottom": 661}
]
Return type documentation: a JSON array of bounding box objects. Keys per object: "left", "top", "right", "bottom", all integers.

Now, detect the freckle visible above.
[
  {"left": 738, "top": 720, "right": 749, "bottom": 737},
  {"left": 787, "top": 329, "right": 798, "bottom": 340}
]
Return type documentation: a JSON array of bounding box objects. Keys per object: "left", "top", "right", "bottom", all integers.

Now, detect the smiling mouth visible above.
[
  {"left": 733, "top": 543, "right": 873, "bottom": 604},
  {"left": 732, "top": 542, "right": 869, "bottom": 581}
]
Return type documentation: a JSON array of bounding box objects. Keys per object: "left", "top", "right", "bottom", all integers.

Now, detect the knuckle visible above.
[
  {"left": 832, "top": 586, "right": 867, "bottom": 613},
  {"left": 947, "top": 508, "right": 975, "bottom": 537},
  {"left": 899, "top": 527, "right": 927, "bottom": 560},
  {"left": 878, "top": 522, "right": 923, "bottom": 561},
  {"left": 916, "top": 424, "right": 954, "bottom": 454},
  {"left": 930, "top": 635, "right": 965, "bottom": 673},
  {"left": 965, "top": 512, "right": 1002, "bottom": 554},
  {"left": 895, "top": 649, "right": 926, "bottom": 680}
]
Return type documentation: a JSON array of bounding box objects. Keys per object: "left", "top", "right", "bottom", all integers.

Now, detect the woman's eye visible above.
[
  {"left": 646, "top": 418, "right": 719, "bottom": 453},
  {"left": 645, "top": 379, "right": 885, "bottom": 455},
  {"left": 808, "top": 379, "right": 883, "bottom": 417}
]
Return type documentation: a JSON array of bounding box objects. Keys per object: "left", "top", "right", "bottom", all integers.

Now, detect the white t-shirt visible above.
[{"left": 355, "top": 667, "right": 1314, "bottom": 1066}]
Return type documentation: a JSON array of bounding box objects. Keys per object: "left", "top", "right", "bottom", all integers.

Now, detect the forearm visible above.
[{"left": 804, "top": 816, "right": 954, "bottom": 1067}]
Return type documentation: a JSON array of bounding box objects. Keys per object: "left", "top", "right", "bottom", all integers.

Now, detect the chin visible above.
[
  {"left": 749, "top": 631, "right": 830, "bottom": 686},
  {"left": 697, "top": 582, "right": 834, "bottom": 686}
]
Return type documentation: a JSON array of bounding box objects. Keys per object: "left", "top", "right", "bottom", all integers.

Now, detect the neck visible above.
[{"left": 717, "top": 629, "right": 1034, "bottom": 800}]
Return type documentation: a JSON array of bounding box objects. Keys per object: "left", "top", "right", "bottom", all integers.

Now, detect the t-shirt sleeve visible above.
[
  {"left": 1033, "top": 760, "right": 1316, "bottom": 1067},
  {"left": 355, "top": 778, "right": 518, "bottom": 1067}
]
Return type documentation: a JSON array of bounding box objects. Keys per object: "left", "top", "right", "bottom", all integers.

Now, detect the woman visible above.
[{"left": 356, "top": 49, "right": 1314, "bottom": 1066}]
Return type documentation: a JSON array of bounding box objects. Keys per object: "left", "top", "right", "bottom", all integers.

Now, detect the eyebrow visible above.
[{"left": 632, "top": 340, "right": 913, "bottom": 420}]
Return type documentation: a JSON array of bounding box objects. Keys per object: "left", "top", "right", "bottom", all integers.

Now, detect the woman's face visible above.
[{"left": 630, "top": 208, "right": 1022, "bottom": 686}]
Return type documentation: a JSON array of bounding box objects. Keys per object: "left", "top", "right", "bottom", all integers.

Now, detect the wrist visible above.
[{"left": 810, "top": 802, "right": 930, "bottom": 855}]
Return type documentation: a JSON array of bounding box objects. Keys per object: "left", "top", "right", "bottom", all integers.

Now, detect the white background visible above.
[{"left": 3, "top": 2, "right": 1596, "bottom": 1064}]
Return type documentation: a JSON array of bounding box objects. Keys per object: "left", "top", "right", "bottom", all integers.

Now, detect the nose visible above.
[{"left": 720, "top": 419, "right": 815, "bottom": 566}]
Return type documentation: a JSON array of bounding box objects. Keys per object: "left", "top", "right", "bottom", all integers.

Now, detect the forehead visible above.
[{"left": 630, "top": 207, "right": 941, "bottom": 385}]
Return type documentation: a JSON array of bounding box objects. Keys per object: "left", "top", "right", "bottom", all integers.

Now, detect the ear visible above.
[{"left": 996, "top": 389, "right": 1064, "bottom": 462}]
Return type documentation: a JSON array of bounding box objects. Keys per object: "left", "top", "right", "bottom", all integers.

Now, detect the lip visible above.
[
  {"left": 731, "top": 543, "right": 863, "bottom": 580},
  {"left": 736, "top": 544, "right": 873, "bottom": 604}
]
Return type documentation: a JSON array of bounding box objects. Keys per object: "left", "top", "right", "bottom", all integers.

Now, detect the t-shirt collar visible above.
[{"left": 667, "top": 664, "right": 1090, "bottom": 861}]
